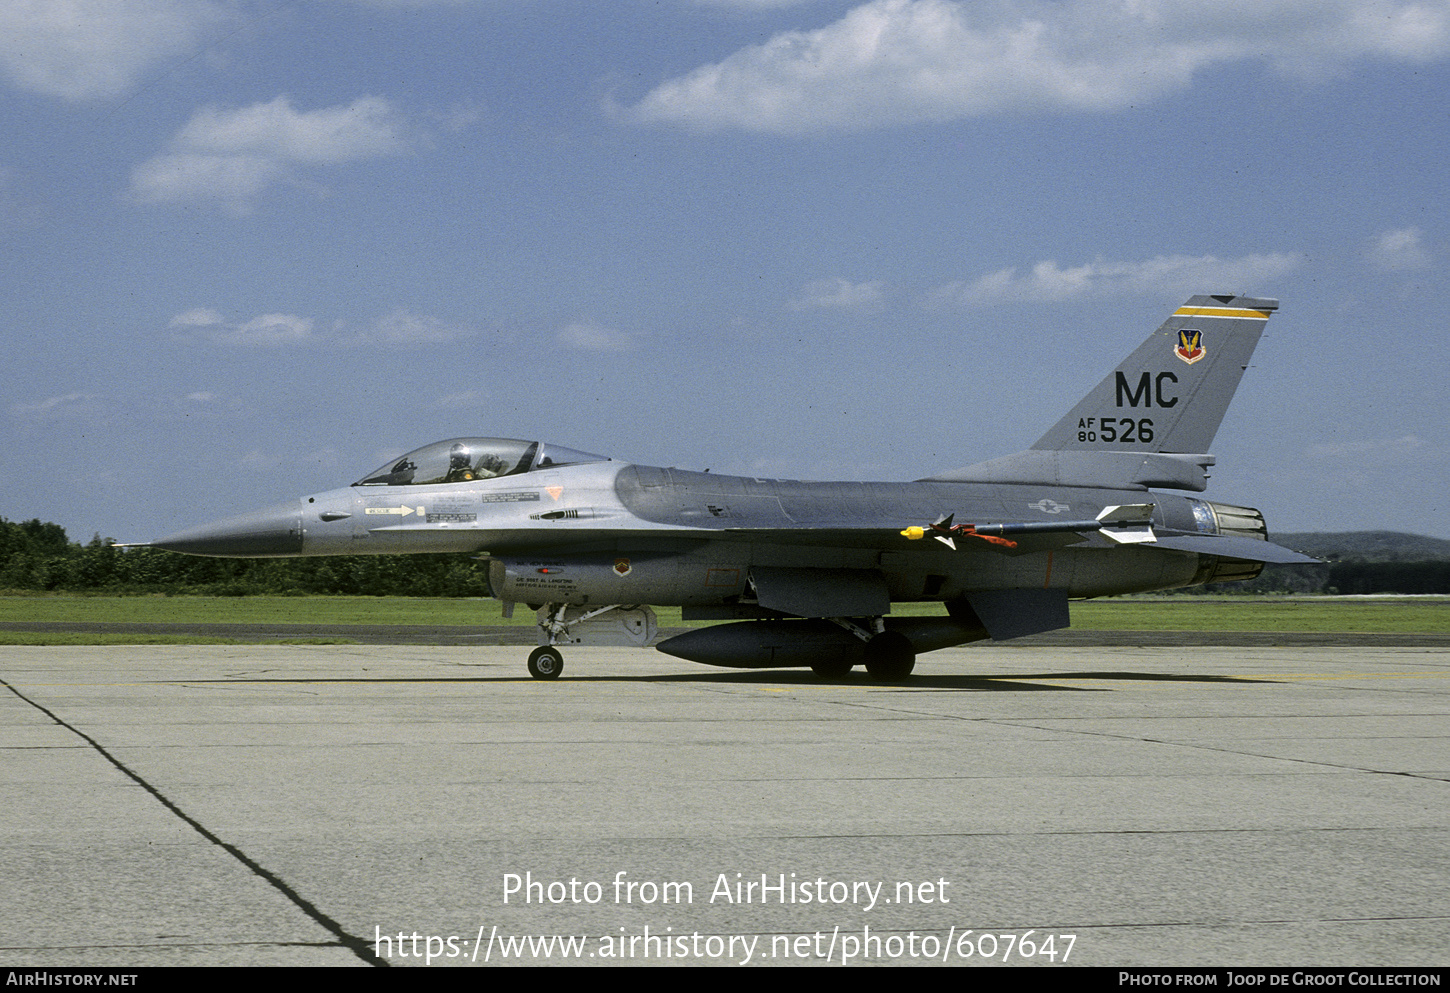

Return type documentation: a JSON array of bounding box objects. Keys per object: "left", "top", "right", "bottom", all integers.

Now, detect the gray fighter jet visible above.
[{"left": 149, "top": 294, "right": 1314, "bottom": 680}]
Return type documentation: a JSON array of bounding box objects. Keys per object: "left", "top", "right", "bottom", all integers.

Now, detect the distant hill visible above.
[
  {"left": 1271, "top": 531, "right": 1450, "bottom": 563},
  {"left": 1161, "top": 530, "right": 1450, "bottom": 594}
]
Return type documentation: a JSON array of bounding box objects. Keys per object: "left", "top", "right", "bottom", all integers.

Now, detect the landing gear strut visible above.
[
  {"left": 825, "top": 617, "right": 917, "bottom": 681},
  {"left": 521, "top": 603, "right": 659, "bottom": 679}
]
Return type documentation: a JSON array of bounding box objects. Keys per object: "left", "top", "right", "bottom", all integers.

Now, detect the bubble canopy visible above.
[{"left": 353, "top": 438, "right": 610, "bottom": 487}]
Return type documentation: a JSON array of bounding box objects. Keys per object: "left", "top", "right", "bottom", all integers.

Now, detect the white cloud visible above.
[
  {"left": 10, "top": 392, "right": 101, "bottom": 420},
  {"left": 172, "top": 96, "right": 409, "bottom": 163},
  {"left": 557, "top": 321, "right": 636, "bottom": 352},
  {"left": 129, "top": 154, "right": 285, "bottom": 213},
  {"left": 934, "top": 252, "right": 1301, "bottom": 306},
  {"left": 234, "top": 313, "right": 314, "bottom": 345},
  {"left": 172, "top": 390, "right": 243, "bottom": 416},
  {"left": 167, "top": 308, "right": 315, "bottom": 346},
  {"left": 788, "top": 277, "right": 887, "bottom": 310},
  {"left": 167, "top": 306, "right": 473, "bottom": 347},
  {"left": 425, "top": 101, "right": 486, "bottom": 134},
  {"left": 363, "top": 309, "right": 470, "bottom": 345},
  {"left": 1367, "top": 227, "right": 1433, "bottom": 270},
  {"left": 130, "top": 96, "right": 410, "bottom": 212},
  {"left": 0, "top": 0, "right": 231, "bottom": 102},
  {"left": 628, "top": 0, "right": 1450, "bottom": 133},
  {"left": 168, "top": 307, "right": 225, "bottom": 328}
]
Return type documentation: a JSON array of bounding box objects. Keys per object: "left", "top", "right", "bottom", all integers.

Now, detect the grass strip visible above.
[{"left": 1, "top": 595, "right": 1445, "bottom": 635}]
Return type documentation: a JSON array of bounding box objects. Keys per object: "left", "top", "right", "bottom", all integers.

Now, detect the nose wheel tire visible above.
[{"left": 527, "top": 646, "right": 564, "bottom": 680}]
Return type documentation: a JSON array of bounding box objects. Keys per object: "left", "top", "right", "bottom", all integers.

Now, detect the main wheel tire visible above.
[
  {"left": 527, "top": 646, "right": 564, "bottom": 680},
  {"left": 863, "top": 631, "right": 916, "bottom": 681},
  {"left": 810, "top": 658, "right": 854, "bottom": 679}
]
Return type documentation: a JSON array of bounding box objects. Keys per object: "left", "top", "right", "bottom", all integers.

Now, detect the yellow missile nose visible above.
[{"left": 900, "top": 526, "right": 925, "bottom": 540}]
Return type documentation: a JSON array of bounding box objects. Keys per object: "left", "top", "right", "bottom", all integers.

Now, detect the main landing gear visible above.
[
  {"left": 862, "top": 630, "right": 916, "bottom": 681},
  {"left": 818, "top": 618, "right": 917, "bottom": 682}
]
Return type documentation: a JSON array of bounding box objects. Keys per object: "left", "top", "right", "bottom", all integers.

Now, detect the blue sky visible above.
[{"left": 3, "top": 0, "right": 1448, "bottom": 543}]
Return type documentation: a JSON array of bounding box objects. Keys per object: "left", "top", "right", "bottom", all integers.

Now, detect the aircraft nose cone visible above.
[{"left": 151, "top": 501, "right": 305, "bottom": 557}]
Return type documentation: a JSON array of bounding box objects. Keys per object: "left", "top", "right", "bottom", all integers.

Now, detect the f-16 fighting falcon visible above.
[{"left": 145, "top": 294, "right": 1314, "bottom": 681}]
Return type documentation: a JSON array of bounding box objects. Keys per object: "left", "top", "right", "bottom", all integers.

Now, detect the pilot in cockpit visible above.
[
  {"left": 444, "top": 442, "right": 477, "bottom": 482},
  {"left": 444, "top": 442, "right": 509, "bottom": 482}
]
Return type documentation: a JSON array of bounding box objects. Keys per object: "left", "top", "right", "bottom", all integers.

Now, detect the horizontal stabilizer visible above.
[{"left": 1153, "top": 533, "right": 1319, "bottom": 564}]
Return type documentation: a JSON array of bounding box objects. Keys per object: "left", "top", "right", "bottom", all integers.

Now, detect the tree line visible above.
[
  {"left": 2, "top": 516, "right": 1447, "bottom": 596},
  {"left": 0, "top": 517, "right": 491, "bottom": 596},
  {"left": 1186, "top": 561, "right": 1450, "bottom": 596}
]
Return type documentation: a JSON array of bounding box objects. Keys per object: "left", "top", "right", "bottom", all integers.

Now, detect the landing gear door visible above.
[{"left": 537, "top": 605, "right": 658, "bottom": 647}]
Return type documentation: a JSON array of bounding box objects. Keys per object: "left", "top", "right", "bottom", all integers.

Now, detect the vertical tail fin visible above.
[
  {"left": 1031, "top": 294, "right": 1277, "bottom": 455},
  {"left": 926, "top": 294, "right": 1278, "bottom": 491}
]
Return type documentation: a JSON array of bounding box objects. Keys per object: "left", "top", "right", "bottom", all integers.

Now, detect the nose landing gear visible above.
[{"left": 527, "top": 646, "right": 564, "bottom": 680}]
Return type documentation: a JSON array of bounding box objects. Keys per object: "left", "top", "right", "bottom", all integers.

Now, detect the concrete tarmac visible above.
[{"left": 2, "top": 643, "right": 1447, "bottom": 967}]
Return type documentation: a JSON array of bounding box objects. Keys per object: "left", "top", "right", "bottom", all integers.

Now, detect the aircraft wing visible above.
[
  {"left": 724, "top": 501, "right": 1315, "bottom": 564},
  {"left": 708, "top": 526, "right": 1315, "bottom": 563}
]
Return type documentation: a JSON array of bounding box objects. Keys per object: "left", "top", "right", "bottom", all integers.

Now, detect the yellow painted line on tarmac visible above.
[
  {"left": 1018, "top": 670, "right": 1449, "bottom": 690},
  {"left": 1247, "top": 671, "right": 1450, "bottom": 681}
]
